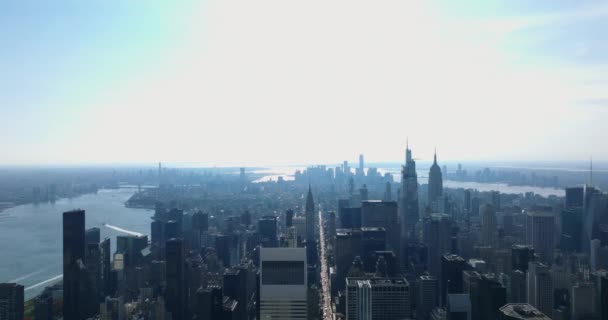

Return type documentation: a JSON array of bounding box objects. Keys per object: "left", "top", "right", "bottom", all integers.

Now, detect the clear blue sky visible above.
[{"left": 1, "top": 0, "right": 607, "bottom": 165}]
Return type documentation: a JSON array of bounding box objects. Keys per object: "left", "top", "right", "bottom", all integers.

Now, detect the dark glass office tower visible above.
[
  {"left": 511, "top": 245, "right": 534, "bottom": 272},
  {"left": 339, "top": 207, "right": 362, "bottom": 229},
  {"left": 100, "top": 238, "right": 111, "bottom": 296},
  {"left": 85, "top": 227, "right": 100, "bottom": 244},
  {"left": 196, "top": 285, "right": 223, "bottom": 319},
  {"left": 192, "top": 211, "right": 209, "bottom": 232},
  {"left": 0, "top": 283, "right": 24, "bottom": 320},
  {"left": 600, "top": 272, "right": 608, "bottom": 320},
  {"left": 560, "top": 208, "right": 583, "bottom": 252},
  {"left": 565, "top": 187, "right": 584, "bottom": 208},
  {"left": 440, "top": 254, "right": 470, "bottom": 306},
  {"left": 85, "top": 242, "right": 101, "bottom": 315},
  {"left": 258, "top": 215, "right": 278, "bottom": 247},
  {"left": 166, "top": 238, "right": 185, "bottom": 320},
  {"left": 285, "top": 209, "right": 294, "bottom": 228},
  {"left": 63, "top": 209, "right": 86, "bottom": 320}
]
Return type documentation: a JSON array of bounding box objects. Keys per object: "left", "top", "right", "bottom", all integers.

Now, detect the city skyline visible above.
[
  {"left": 2, "top": 0, "right": 608, "bottom": 164},
  {"left": 2, "top": 1, "right": 608, "bottom": 319}
]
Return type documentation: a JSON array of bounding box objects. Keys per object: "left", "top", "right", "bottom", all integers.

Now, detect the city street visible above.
[{"left": 319, "top": 210, "right": 333, "bottom": 320}]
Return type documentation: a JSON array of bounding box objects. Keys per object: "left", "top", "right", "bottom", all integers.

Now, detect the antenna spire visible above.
[{"left": 590, "top": 156, "right": 593, "bottom": 186}]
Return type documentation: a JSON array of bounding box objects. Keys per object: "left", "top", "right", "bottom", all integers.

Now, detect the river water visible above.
[
  {"left": 252, "top": 166, "right": 564, "bottom": 197},
  {"left": 0, "top": 169, "right": 563, "bottom": 300},
  {"left": 0, "top": 187, "right": 152, "bottom": 299}
]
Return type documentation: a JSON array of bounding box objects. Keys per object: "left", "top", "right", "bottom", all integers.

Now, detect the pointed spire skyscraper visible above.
[
  {"left": 400, "top": 143, "right": 419, "bottom": 250},
  {"left": 428, "top": 149, "right": 443, "bottom": 209},
  {"left": 305, "top": 185, "right": 317, "bottom": 264}
]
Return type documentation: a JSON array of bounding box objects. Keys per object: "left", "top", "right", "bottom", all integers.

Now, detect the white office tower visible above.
[
  {"left": 260, "top": 247, "right": 307, "bottom": 320},
  {"left": 286, "top": 226, "right": 298, "bottom": 248},
  {"left": 351, "top": 280, "right": 372, "bottom": 320}
]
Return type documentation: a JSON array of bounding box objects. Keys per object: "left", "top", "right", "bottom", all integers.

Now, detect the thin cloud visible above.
[
  {"left": 477, "top": 3, "right": 608, "bottom": 34},
  {"left": 577, "top": 98, "right": 608, "bottom": 108}
]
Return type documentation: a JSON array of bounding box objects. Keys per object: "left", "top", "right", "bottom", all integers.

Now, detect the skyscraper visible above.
[
  {"left": 525, "top": 211, "right": 555, "bottom": 264},
  {"left": 400, "top": 144, "right": 420, "bottom": 248},
  {"left": 63, "top": 209, "right": 86, "bottom": 320},
  {"left": 480, "top": 204, "right": 497, "bottom": 247},
  {"left": 418, "top": 275, "right": 439, "bottom": 319},
  {"left": 441, "top": 254, "right": 470, "bottom": 306},
  {"left": 565, "top": 186, "right": 584, "bottom": 208},
  {"left": 305, "top": 185, "right": 317, "bottom": 264},
  {"left": 195, "top": 286, "right": 223, "bottom": 319},
  {"left": 511, "top": 245, "right": 534, "bottom": 272},
  {"left": 571, "top": 281, "right": 595, "bottom": 320},
  {"left": 527, "top": 262, "right": 553, "bottom": 318},
  {"left": 446, "top": 293, "right": 471, "bottom": 320},
  {"left": 423, "top": 214, "right": 453, "bottom": 278},
  {"left": 0, "top": 283, "right": 24, "bottom": 320},
  {"left": 85, "top": 241, "right": 101, "bottom": 315},
  {"left": 428, "top": 150, "right": 443, "bottom": 209},
  {"left": 100, "top": 238, "right": 111, "bottom": 297},
  {"left": 361, "top": 200, "right": 400, "bottom": 256},
  {"left": 599, "top": 272, "right": 608, "bottom": 320},
  {"left": 335, "top": 229, "right": 362, "bottom": 292},
  {"left": 258, "top": 215, "right": 278, "bottom": 247},
  {"left": 357, "top": 154, "right": 365, "bottom": 178},
  {"left": 476, "top": 275, "right": 506, "bottom": 320},
  {"left": 285, "top": 209, "right": 295, "bottom": 228},
  {"left": 384, "top": 182, "right": 392, "bottom": 201},
  {"left": 560, "top": 208, "right": 583, "bottom": 253},
  {"left": 346, "top": 277, "right": 411, "bottom": 320},
  {"left": 166, "top": 238, "right": 185, "bottom": 320},
  {"left": 260, "top": 247, "right": 307, "bottom": 320}
]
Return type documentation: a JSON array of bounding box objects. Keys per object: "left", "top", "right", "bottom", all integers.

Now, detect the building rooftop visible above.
[
  {"left": 362, "top": 200, "right": 397, "bottom": 207},
  {"left": 336, "top": 229, "right": 362, "bottom": 237},
  {"left": 512, "top": 244, "right": 534, "bottom": 250},
  {"left": 427, "top": 213, "right": 451, "bottom": 221},
  {"left": 346, "top": 277, "right": 409, "bottom": 286},
  {"left": 361, "top": 227, "right": 386, "bottom": 232},
  {"left": 442, "top": 254, "right": 465, "bottom": 262},
  {"left": 500, "top": 303, "right": 551, "bottom": 320}
]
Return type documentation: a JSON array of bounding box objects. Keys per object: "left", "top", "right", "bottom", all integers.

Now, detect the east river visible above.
[{"left": 0, "top": 187, "right": 152, "bottom": 299}]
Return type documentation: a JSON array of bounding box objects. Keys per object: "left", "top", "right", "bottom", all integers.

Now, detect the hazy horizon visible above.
[
  {"left": 2, "top": 0, "right": 607, "bottom": 164},
  {"left": 0, "top": 159, "right": 606, "bottom": 171}
]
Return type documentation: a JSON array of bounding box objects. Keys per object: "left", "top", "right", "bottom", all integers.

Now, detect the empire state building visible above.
[{"left": 428, "top": 150, "right": 443, "bottom": 210}]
